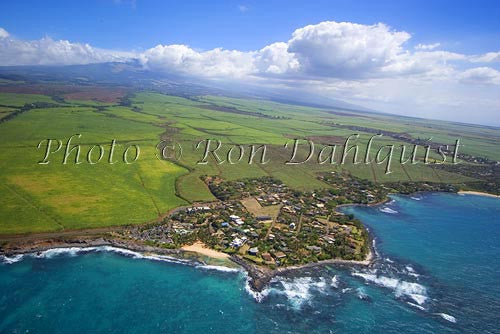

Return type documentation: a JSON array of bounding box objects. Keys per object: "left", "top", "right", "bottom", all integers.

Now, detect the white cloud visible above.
[
  {"left": 0, "top": 27, "right": 9, "bottom": 39},
  {"left": 287, "top": 21, "right": 411, "bottom": 78},
  {"left": 312, "top": 76, "right": 500, "bottom": 125},
  {"left": 238, "top": 5, "right": 249, "bottom": 12},
  {"left": 470, "top": 51, "right": 500, "bottom": 63},
  {"left": 458, "top": 67, "right": 500, "bottom": 85},
  {"left": 139, "top": 44, "right": 255, "bottom": 78},
  {"left": 381, "top": 50, "right": 466, "bottom": 78},
  {"left": 415, "top": 43, "right": 440, "bottom": 50},
  {"left": 0, "top": 29, "right": 133, "bottom": 66},
  {"left": 255, "top": 42, "right": 300, "bottom": 74},
  {"left": 0, "top": 22, "right": 484, "bottom": 81},
  {"left": 139, "top": 42, "right": 299, "bottom": 78}
]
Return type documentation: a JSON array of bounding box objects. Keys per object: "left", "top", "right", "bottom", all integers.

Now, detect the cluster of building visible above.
[{"left": 120, "top": 174, "right": 388, "bottom": 267}]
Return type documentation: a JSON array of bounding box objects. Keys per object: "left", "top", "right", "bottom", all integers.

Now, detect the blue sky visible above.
[
  {"left": 1, "top": 0, "right": 499, "bottom": 53},
  {"left": 0, "top": 0, "right": 499, "bottom": 125}
]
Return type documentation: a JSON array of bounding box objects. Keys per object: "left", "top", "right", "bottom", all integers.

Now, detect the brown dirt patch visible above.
[
  {"left": 241, "top": 197, "right": 281, "bottom": 219},
  {"left": 0, "top": 84, "right": 128, "bottom": 103}
]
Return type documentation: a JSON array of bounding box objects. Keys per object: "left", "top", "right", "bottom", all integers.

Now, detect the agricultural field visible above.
[
  {"left": 0, "top": 93, "right": 187, "bottom": 234},
  {"left": 0, "top": 92, "right": 58, "bottom": 107},
  {"left": 0, "top": 86, "right": 497, "bottom": 234}
]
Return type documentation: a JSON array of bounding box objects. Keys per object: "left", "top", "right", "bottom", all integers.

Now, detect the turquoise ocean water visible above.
[{"left": 1, "top": 193, "right": 499, "bottom": 333}]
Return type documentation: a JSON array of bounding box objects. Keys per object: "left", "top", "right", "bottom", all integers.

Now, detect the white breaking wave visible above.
[
  {"left": 409, "top": 293, "right": 427, "bottom": 305},
  {"left": 35, "top": 247, "right": 97, "bottom": 259},
  {"left": 244, "top": 274, "right": 271, "bottom": 303},
  {"left": 98, "top": 246, "right": 141, "bottom": 257},
  {"left": 196, "top": 265, "right": 240, "bottom": 273},
  {"left": 2, "top": 245, "right": 194, "bottom": 267},
  {"left": 280, "top": 277, "right": 315, "bottom": 309},
  {"left": 141, "top": 254, "right": 190, "bottom": 265},
  {"left": 271, "top": 277, "right": 328, "bottom": 309},
  {"left": 356, "top": 287, "right": 369, "bottom": 300},
  {"left": 35, "top": 246, "right": 192, "bottom": 265},
  {"left": 405, "top": 265, "right": 420, "bottom": 277},
  {"left": 407, "top": 302, "right": 426, "bottom": 311},
  {"left": 410, "top": 196, "right": 422, "bottom": 201},
  {"left": 379, "top": 207, "right": 398, "bottom": 214},
  {"left": 0, "top": 254, "right": 24, "bottom": 264},
  {"left": 372, "top": 239, "right": 380, "bottom": 258},
  {"left": 331, "top": 275, "right": 339, "bottom": 288},
  {"left": 352, "top": 272, "right": 428, "bottom": 305},
  {"left": 245, "top": 285, "right": 270, "bottom": 303},
  {"left": 436, "top": 313, "right": 457, "bottom": 323}
]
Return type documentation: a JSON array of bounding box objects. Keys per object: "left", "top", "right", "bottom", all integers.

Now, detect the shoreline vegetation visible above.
[{"left": 1, "top": 186, "right": 498, "bottom": 292}]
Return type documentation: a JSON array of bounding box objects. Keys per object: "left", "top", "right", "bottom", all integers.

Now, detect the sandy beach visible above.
[
  {"left": 458, "top": 191, "right": 500, "bottom": 198},
  {"left": 181, "top": 241, "right": 230, "bottom": 259}
]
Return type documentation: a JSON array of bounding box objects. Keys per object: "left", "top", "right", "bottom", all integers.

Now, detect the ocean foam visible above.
[
  {"left": 436, "top": 313, "right": 457, "bottom": 323},
  {"left": 407, "top": 302, "right": 426, "bottom": 311},
  {"left": 331, "top": 275, "right": 339, "bottom": 288},
  {"left": 3, "top": 245, "right": 195, "bottom": 267},
  {"left": 244, "top": 275, "right": 271, "bottom": 303},
  {"left": 142, "top": 254, "right": 190, "bottom": 265},
  {"left": 352, "top": 272, "right": 428, "bottom": 305},
  {"left": 35, "top": 247, "right": 97, "bottom": 259},
  {"left": 196, "top": 265, "right": 240, "bottom": 273},
  {"left": 405, "top": 265, "right": 420, "bottom": 277},
  {"left": 279, "top": 277, "right": 314, "bottom": 309},
  {"left": 408, "top": 293, "right": 428, "bottom": 305},
  {"left": 274, "top": 277, "right": 328, "bottom": 309},
  {"left": 356, "top": 287, "right": 369, "bottom": 300},
  {"left": 372, "top": 239, "right": 380, "bottom": 258},
  {"left": 0, "top": 254, "right": 24, "bottom": 264},
  {"left": 76, "top": 246, "right": 192, "bottom": 265},
  {"left": 379, "top": 207, "right": 398, "bottom": 214}
]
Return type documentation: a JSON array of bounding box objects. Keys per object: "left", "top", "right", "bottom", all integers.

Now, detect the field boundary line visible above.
[{"left": 0, "top": 182, "right": 65, "bottom": 230}]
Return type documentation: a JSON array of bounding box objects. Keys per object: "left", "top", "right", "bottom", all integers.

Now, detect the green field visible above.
[
  {"left": 0, "top": 89, "right": 496, "bottom": 234},
  {"left": 0, "top": 99, "right": 187, "bottom": 233},
  {"left": 0, "top": 92, "right": 59, "bottom": 107}
]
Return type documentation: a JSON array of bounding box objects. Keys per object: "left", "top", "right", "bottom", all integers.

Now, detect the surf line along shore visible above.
[{"left": 0, "top": 235, "right": 375, "bottom": 293}]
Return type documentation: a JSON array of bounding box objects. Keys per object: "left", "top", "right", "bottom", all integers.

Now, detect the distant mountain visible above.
[{"left": 0, "top": 61, "right": 375, "bottom": 113}]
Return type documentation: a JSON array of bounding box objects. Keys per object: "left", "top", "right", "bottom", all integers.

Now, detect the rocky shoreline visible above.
[
  {"left": 0, "top": 237, "right": 187, "bottom": 263},
  {"left": 0, "top": 234, "right": 375, "bottom": 292}
]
